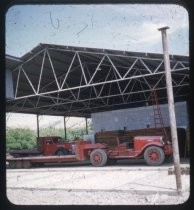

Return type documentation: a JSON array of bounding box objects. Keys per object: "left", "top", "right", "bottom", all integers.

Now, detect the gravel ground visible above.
[
  {"left": 7, "top": 188, "right": 189, "bottom": 205},
  {"left": 6, "top": 160, "right": 190, "bottom": 205}
]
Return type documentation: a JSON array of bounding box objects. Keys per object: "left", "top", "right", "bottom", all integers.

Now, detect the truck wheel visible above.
[
  {"left": 15, "top": 160, "right": 22, "bottom": 169},
  {"left": 9, "top": 161, "right": 16, "bottom": 169},
  {"left": 144, "top": 146, "right": 165, "bottom": 166},
  {"left": 90, "top": 149, "right": 107, "bottom": 167},
  {"left": 22, "top": 160, "right": 31, "bottom": 168},
  {"left": 55, "top": 148, "right": 68, "bottom": 156}
]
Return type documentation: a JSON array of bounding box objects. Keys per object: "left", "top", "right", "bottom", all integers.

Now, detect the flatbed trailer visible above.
[
  {"left": 7, "top": 136, "right": 173, "bottom": 168},
  {"left": 7, "top": 155, "right": 80, "bottom": 168},
  {"left": 7, "top": 140, "right": 107, "bottom": 168}
]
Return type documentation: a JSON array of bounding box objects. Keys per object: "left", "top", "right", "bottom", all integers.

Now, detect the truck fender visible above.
[{"left": 139, "top": 142, "right": 164, "bottom": 156}]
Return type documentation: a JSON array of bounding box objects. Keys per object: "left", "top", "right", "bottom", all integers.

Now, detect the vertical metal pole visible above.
[
  {"left": 86, "top": 117, "right": 88, "bottom": 134},
  {"left": 64, "top": 116, "right": 67, "bottom": 140},
  {"left": 37, "top": 114, "right": 40, "bottom": 138},
  {"left": 158, "top": 26, "right": 182, "bottom": 193}
]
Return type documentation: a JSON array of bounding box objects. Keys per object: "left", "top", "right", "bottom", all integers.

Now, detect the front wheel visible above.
[
  {"left": 144, "top": 146, "right": 165, "bottom": 166},
  {"left": 90, "top": 149, "right": 107, "bottom": 167}
]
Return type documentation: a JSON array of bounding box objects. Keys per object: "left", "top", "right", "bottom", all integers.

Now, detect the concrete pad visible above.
[{"left": 6, "top": 161, "right": 190, "bottom": 205}]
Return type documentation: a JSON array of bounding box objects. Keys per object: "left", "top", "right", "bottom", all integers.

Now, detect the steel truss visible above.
[{"left": 7, "top": 45, "right": 189, "bottom": 117}]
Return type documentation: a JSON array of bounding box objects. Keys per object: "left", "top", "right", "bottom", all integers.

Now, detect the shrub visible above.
[{"left": 6, "top": 128, "right": 36, "bottom": 151}]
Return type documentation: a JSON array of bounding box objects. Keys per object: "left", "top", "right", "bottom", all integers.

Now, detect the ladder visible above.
[{"left": 151, "top": 88, "right": 168, "bottom": 140}]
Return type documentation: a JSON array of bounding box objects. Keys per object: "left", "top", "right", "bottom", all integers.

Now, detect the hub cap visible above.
[
  {"left": 148, "top": 150, "right": 160, "bottom": 161},
  {"left": 93, "top": 153, "right": 102, "bottom": 164}
]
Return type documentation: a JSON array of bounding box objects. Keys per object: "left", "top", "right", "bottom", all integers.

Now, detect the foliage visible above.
[
  {"left": 39, "top": 126, "right": 93, "bottom": 141},
  {"left": 6, "top": 124, "right": 93, "bottom": 151},
  {"left": 6, "top": 128, "right": 36, "bottom": 151}
]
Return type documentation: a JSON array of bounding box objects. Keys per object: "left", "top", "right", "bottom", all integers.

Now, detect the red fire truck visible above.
[{"left": 7, "top": 135, "right": 172, "bottom": 168}]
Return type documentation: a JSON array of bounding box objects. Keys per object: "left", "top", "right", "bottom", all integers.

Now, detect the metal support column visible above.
[
  {"left": 37, "top": 114, "right": 40, "bottom": 138},
  {"left": 86, "top": 117, "right": 88, "bottom": 134},
  {"left": 158, "top": 26, "right": 182, "bottom": 193},
  {"left": 64, "top": 116, "right": 67, "bottom": 140}
]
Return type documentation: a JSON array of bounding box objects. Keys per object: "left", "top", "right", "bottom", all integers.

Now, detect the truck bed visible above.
[{"left": 7, "top": 155, "right": 78, "bottom": 166}]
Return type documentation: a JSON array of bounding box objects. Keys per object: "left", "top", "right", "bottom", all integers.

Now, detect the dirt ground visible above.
[{"left": 6, "top": 159, "right": 190, "bottom": 205}]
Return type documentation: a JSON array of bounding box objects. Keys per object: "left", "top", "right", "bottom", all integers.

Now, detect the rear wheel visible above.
[
  {"left": 9, "top": 161, "right": 16, "bottom": 169},
  {"left": 144, "top": 146, "right": 165, "bottom": 166},
  {"left": 22, "top": 160, "right": 31, "bottom": 168},
  {"left": 90, "top": 149, "right": 107, "bottom": 167},
  {"left": 15, "top": 160, "right": 22, "bottom": 168}
]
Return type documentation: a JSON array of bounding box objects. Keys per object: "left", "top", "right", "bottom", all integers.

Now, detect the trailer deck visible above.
[
  {"left": 9, "top": 149, "right": 41, "bottom": 157},
  {"left": 7, "top": 155, "right": 79, "bottom": 168}
]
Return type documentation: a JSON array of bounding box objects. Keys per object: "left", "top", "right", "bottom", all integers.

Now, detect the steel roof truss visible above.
[
  {"left": 37, "top": 50, "right": 46, "bottom": 94},
  {"left": 11, "top": 82, "right": 188, "bottom": 114},
  {"left": 14, "top": 68, "right": 21, "bottom": 98},
  {"left": 154, "top": 60, "right": 164, "bottom": 73},
  {"left": 21, "top": 67, "right": 36, "bottom": 94},
  {"left": 106, "top": 55, "right": 122, "bottom": 79},
  {"left": 7, "top": 45, "right": 189, "bottom": 116},
  {"left": 46, "top": 49, "right": 60, "bottom": 90},
  {"left": 123, "top": 58, "right": 138, "bottom": 78},
  {"left": 76, "top": 52, "right": 87, "bottom": 85},
  {"left": 12, "top": 44, "right": 189, "bottom": 100},
  {"left": 88, "top": 55, "right": 105, "bottom": 84},
  {"left": 61, "top": 52, "right": 77, "bottom": 89},
  {"left": 139, "top": 58, "right": 152, "bottom": 74}
]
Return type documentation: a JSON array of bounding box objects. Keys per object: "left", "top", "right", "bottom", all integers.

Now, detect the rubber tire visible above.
[
  {"left": 22, "top": 160, "right": 31, "bottom": 168},
  {"left": 9, "top": 161, "right": 16, "bottom": 169},
  {"left": 144, "top": 146, "right": 165, "bottom": 166},
  {"left": 90, "top": 149, "right": 107, "bottom": 167},
  {"left": 15, "top": 160, "right": 22, "bottom": 168},
  {"left": 55, "top": 148, "right": 69, "bottom": 156}
]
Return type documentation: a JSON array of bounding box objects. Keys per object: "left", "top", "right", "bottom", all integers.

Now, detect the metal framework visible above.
[{"left": 6, "top": 44, "right": 189, "bottom": 117}]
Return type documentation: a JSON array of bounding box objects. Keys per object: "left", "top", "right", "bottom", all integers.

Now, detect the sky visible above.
[
  {"left": 6, "top": 113, "right": 89, "bottom": 130},
  {"left": 5, "top": 3, "right": 189, "bottom": 129}
]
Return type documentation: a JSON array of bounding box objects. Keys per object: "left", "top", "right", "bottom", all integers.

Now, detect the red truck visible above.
[
  {"left": 7, "top": 135, "right": 172, "bottom": 168},
  {"left": 9, "top": 136, "right": 76, "bottom": 157}
]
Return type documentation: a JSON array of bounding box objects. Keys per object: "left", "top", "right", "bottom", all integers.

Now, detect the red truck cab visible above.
[
  {"left": 38, "top": 136, "right": 76, "bottom": 156},
  {"left": 106, "top": 135, "right": 172, "bottom": 166}
]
